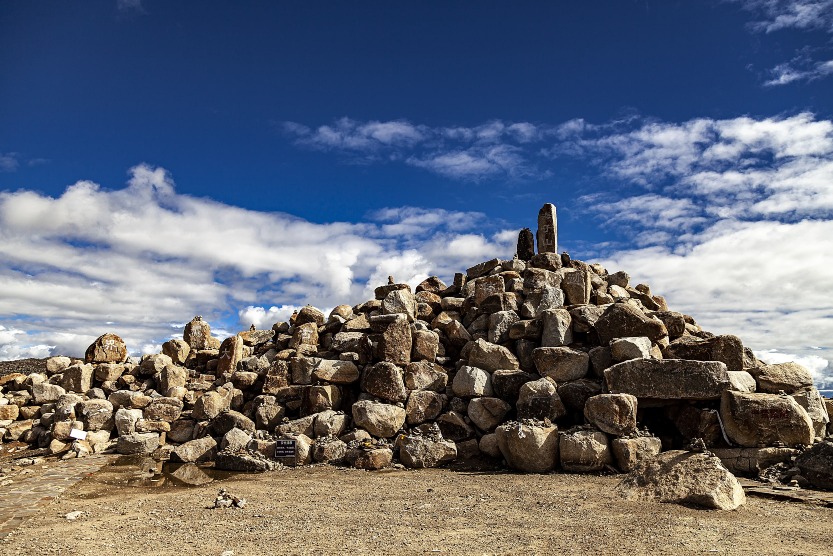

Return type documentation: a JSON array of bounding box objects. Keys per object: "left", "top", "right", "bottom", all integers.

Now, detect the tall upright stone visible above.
[
  {"left": 516, "top": 228, "right": 535, "bottom": 260},
  {"left": 536, "top": 203, "right": 557, "bottom": 254}
]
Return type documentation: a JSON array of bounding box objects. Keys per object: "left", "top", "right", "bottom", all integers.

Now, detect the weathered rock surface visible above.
[
  {"left": 605, "top": 359, "right": 730, "bottom": 400},
  {"left": 495, "top": 422, "right": 559, "bottom": 473},
  {"left": 720, "top": 391, "right": 815, "bottom": 447},
  {"left": 618, "top": 451, "right": 746, "bottom": 511}
]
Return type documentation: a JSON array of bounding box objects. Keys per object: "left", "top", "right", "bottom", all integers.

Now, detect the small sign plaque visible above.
[{"left": 274, "top": 439, "right": 296, "bottom": 459}]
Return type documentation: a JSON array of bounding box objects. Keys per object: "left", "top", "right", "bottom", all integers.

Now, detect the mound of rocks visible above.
[{"left": 0, "top": 203, "right": 830, "bottom": 507}]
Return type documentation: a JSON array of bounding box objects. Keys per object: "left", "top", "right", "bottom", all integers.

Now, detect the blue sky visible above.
[{"left": 1, "top": 1, "right": 833, "bottom": 387}]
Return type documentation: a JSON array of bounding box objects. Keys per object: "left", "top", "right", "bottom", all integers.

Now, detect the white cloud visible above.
[
  {"left": 574, "top": 113, "right": 833, "bottom": 388},
  {"left": 733, "top": 0, "right": 833, "bottom": 33},
  {"left": 0, "top": 153, "right": 19, "bottom": 172},
  {"left": 764, "top": 58, "right": 833, "bottom": 85},
  {"left": 0, "top": 165, "right": 509, "bottom": 359},
  {"left": 116, "top": 0, "right": 144, "bottom": 13},
  {"left": 285, "top": 118, "right": 549, "bottom": 181}
]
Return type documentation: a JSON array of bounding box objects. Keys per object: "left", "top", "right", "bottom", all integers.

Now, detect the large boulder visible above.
[
  {"left": 792, "top": 388, "right": 830, "bottom": 438},
  {"left": 495, "top": 422, "right": 559, "bottom": 473},
  {"left": 312, "top": 359, "right": 360, "bottom": 384},
  {"left": 467, "top": 397, "right": 511, "bottom": 432},
  {"left": 664, "top": 335, "right": 744, "bottom": 372},
  {"left": 361, "top": 362, "right": 407, "bottom": 402},
  {"left": 399, "top": 435, "right": 457, "bottom": 468},
  {"left": 516, "top": 378, "right": 566, "bottom": 421},
  {"left": 794, "top": 441, "right": 833, "bottom": 490},
  {"left": 611, "top": 436, "right": 662, "bottom": 473},
  {"left": 583, "top": 394, "right": 638, "bottom": 436},
  {"left": 559, "top": 429, "right": 612, "bottom": 472},
  {"left": 403, "top": 362, "right": 448, "bottom": 392},
  {"left": 754, "top": 362, "right": 814, "bottom": 394},
  {"left": 184, "top": 316, "right": 214, "bottom": 350},
  {"left": 594, "top": 303, "right": 667, "bottom": 344},
  {"left": 468, "top": 338, "right": 519, "bottom": 372},
  {"left": 540, "top": 308, "right": 573, "bottom": 347},
  {"left": 116, "top": 432, "right": 160, "bottom": 455},
  {"left": 720, "top": 391, "right": 815, "bottom": 447},
  {"left": 532, "top": 347, "right": 589, "bottom": 382},
  {"left": 452, "top": 366, "right": 493, "bottom": 398},
  {"left": 617, "top": 451, "right": 746, "bottom": 511},
  {"left": 351, "top": 400, "right": 406, "bottom": 438},
  {"left": 85, "top": 333, "right": 128, "bottom": 364},
  {"left": 604, "top": 359, "right": 730, "bottom": 400},
  {"left": 405, "top": 391, "right": 447, "bottom": 425},
  {"left": 171, "top": 436, "right": 218, "bottom": 463}
]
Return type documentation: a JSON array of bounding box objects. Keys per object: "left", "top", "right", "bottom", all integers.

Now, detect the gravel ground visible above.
[
  {"left": 2, "top": 463, "right": 831, "bottom": 556},
  {"left": 0, "top": 358, "right": 49, "bottom": 377}
]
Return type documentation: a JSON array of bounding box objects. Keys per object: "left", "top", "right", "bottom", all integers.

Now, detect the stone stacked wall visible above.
[{"left": 0, "top": 207, "right": 830, "bottom": 477}]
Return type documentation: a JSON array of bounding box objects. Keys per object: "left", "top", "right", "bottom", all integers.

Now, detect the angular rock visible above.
[
  {"left": 609, "top": 337, "right": 652, "bottom": 362},
  {"left": 116, "top": 432, "right": 160, "bottom": 455},
  {"left": 378, "top": 314, "right": 412, "bottom": 365},
  {"left": 711, "top": 447, "right": 798, "bottom": 476},
  {"left": 617, "top": 451, "right": 746, "bottom": 510},
  {"left": 399, "top": 435, "right": 457, "bottom": 468},
  {"left": 536, "top": 203, "right": 557, "bottom": 254},
  {"left": 78, "top": 399, "right": 114, "bottom": 432},
  {"left": 290, "top": 322, "right": 319, "bottom": 350},
  {"left": 313, "top": 410, "right": 349, "bottom": 438},
  {"left": 594, "top": 303, "right": 667, "bottom": 344},
  {"left": 382, "top": 289, "right": 417, "bottom": 322},
  {"left": 209, "top": 410, "right": 255, "bottom": 436},
  {"left": 312, "top": 437, "right": 348, "bottom": 463},
  {"left": 516, "top": 228, "right": 535, "bottom": 260},
  {"left": 85, "top": 333, "right": 128, "bottom": 364},
  {"left": 184, "top": 316, "right": 214, "bottom": 350},
  {"left": 468, "top": 338, "right": 519, "bottom": 372},
  {"left": 720, "top": 390, "right": 815, "bottom": 447},
  {"left": 727, "top": 371, "right": 757, "bottom": 393},
  {"left": 516, "top": 378, "right": 566, "bottom": 421},
  {"left": 605, "top": 359, "right": 730, "bottom": 400},
  {"left": 467, "top": 397, "right": 511, "bottom": 432},
  {"left": 532, "top": 347, "right": 589, "bottom": 382},
  {"left": 171, "top": 436, "right": 218, "bottom": 463},
  {"left": 754, "top": 362, "right": 814, "bottom": 394},
  {"left": 411, "top": 329, "right": 439, "bottom": 362},
  {"left": 351, "top": 400, "right": 406, "bottom": 438},
  {"left": 215, "top": 451, "right": 277, "bottom": 473},
  {"left": 557, "top": 379, "right": 602, "bottom": 415},
  {"left": 488, "top": 311, "right": 519, "bottom": 344},
  {"left": 611, "top": 436, "right": 663, "bottom": 473},
  {"left": 406, "top": 390, "right": 446, "bottom": 425},
  {"left": 143, "top": 397, "right": 183, "bottom": 422},
  {"left": 192, "top": 386, "right": 232, "bottom": 420},
  {"left": 347, "top": 447, "right": 393, "bottom": 470},
  {"left": 220, "top": 427, "right": 252, "bottom": 453},
  {"left": 665, "top": 335, "right": 744, "bottom": 372},
  {"left": 583, "top": 394, "right": 638, "bottom": 436},
  {"left": 60, "top": 364, "right": 93, "bottom": 394},
  {"left": 301, "top": 385, "right": 342, "bottom": 415},
  {"left": 436, "top": 411, "right": 475, "bottom": 441},
  {"left": 495, "top": 422, "right": 559, "bottom": 473},
  {"left": 162, "top": 339, "right": 190, "bottom": 365},
  {"left": 540, "top": 309, "right": 572, "bottom": 347},
  {"left": 216, "top": 335, "right": 244, "bottom": 375},
  {"left": 792, "top": 388, "right": 830, "bottom": 438},
  {"left": 114, "top": 408, "right": 143, "bottom": 436},
  {"left": 32, "top": 382, "right": 66, "bottom": 404},
  {"left": 561, "top": 268, "right": 591, "bottom": 305},
  {"left": 794, "top": 441, "right": 833, "bottom": 490},
  {"left": 361, "top": 362, "right": 407, "bottom": 403},
  {"left": 403, "top": 362, "right": 448, "bottom": 392},
  {"left": 559, "top": 429, "right": 612, "bottom": 472},
  {"left": 452, "top": 366, "right": 493, "bottom": 398}
]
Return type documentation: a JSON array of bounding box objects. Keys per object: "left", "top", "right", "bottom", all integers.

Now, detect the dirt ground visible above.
[{"left": 1, "top": 459, "right": 831, "bottom": 556}]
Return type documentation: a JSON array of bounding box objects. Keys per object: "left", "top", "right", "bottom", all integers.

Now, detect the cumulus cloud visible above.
[
  {"left": 570, "top": 112, "right": 833, "bottom": 388},
  {"left": 0, "top": 165, "right": 510, "bottom": 359}
]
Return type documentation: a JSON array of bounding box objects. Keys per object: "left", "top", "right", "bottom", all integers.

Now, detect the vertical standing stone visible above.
[
  {"left": 516, "top": 228, "right": 535, "bottom": 260},
  {"left": 536, "top": 203, "right": 557, "bottom": 254}
]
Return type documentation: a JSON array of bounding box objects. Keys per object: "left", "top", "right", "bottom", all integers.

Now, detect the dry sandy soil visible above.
[{"left": 1, "top": 458, "right": 831, "bottom": 556}]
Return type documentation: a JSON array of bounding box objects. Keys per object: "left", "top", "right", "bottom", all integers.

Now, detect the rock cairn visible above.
[{"left": 0, "top": 204, "right": 830, "bottom": 500}]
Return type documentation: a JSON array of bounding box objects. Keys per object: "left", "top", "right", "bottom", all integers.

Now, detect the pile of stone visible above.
[{"left": 0, "top": 203, "right": 830, "bottom": 500}]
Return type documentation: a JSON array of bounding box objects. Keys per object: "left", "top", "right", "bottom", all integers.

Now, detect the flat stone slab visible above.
[{"left": 604, "top": 359, "right": 730, "bottom": 400}]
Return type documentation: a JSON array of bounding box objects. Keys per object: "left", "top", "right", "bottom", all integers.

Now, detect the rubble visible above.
[{"left": 0, "top": 202, "right": 829, "bottom": 510}]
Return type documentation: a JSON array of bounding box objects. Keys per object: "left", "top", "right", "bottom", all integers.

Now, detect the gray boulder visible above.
[
  {"left": 605, "top": 359, "right": 730, "bottom": 400},
  {"left": 495, "top": 422, "right": 559, "bottom": 473}
]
